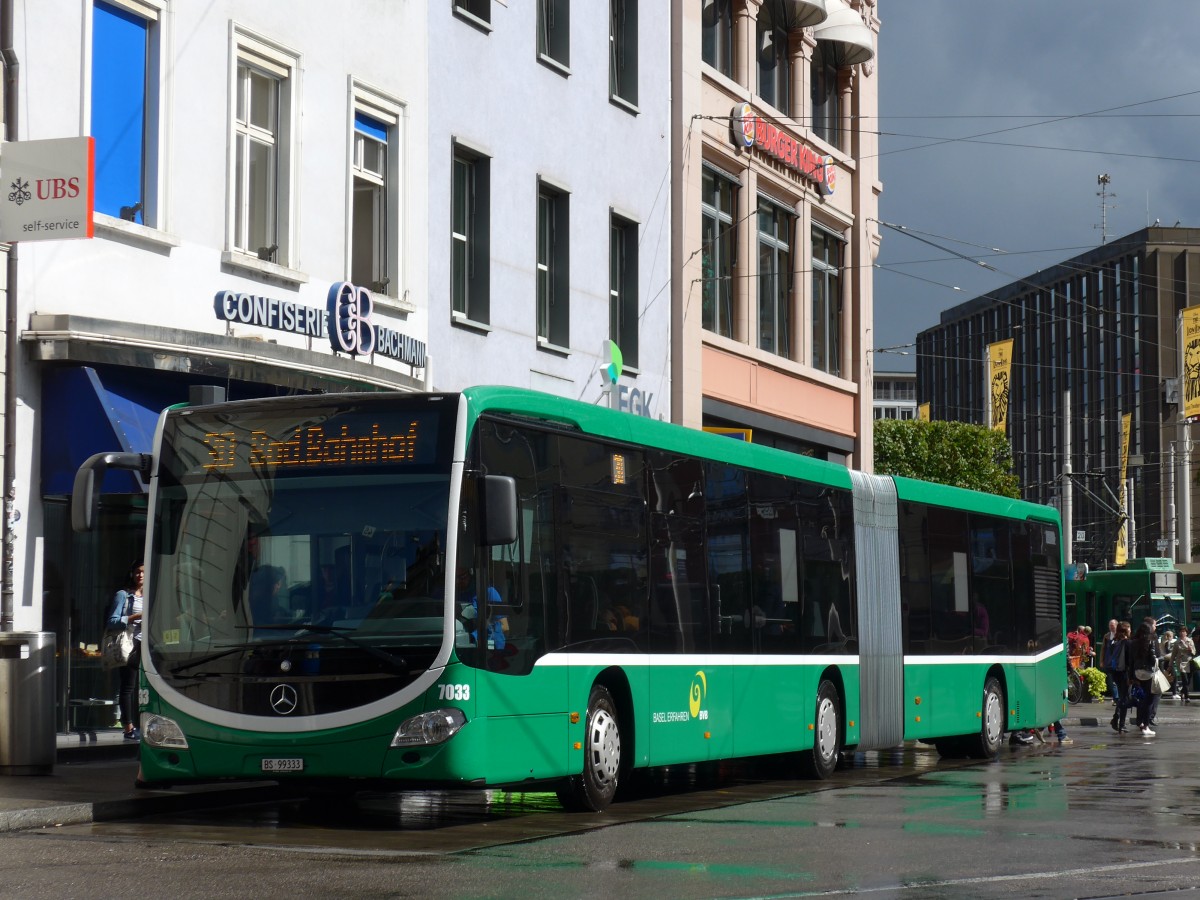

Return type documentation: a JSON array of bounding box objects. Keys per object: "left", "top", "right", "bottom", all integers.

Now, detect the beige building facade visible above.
[{"left": 672, "top": 0, "right": 881, "bottom": 467}]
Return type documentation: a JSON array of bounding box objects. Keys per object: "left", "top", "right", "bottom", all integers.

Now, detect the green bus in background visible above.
[
  {"left": 73, "top": 386, "right": 1065, "bottom": 811},
  {"left": 1066, "top": 557, "right": 1186, "bottom": 633}
]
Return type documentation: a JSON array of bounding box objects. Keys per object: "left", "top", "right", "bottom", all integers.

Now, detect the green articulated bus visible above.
[{"left": 72, "top": 386, "right": 1065, "bottom": 811}]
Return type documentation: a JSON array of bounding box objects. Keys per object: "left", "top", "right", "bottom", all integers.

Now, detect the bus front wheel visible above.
[
  {"left": 557, "top": 684, "right": 621, "bottom": 812},
  {"left": 799, "top": 679, "right": 841, "bottom": 779}
]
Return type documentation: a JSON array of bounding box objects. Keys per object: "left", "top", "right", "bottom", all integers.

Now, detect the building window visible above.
[
  {"left": 812, "top": 224, "right": 844, "bottom": 376},
  {"left": 452, "top": 144, "right": 491, "bottom": 324},
  {"left": 758, "top": 200, "right": 793, "bottom": 359},
  {"left": 454, "top": 0, "right": 490, "bottom": 27},
  {"left": 350, "top": 91, "right": 402, "bottom": 299},
  {"left": 812, "top": 44, "right": 841, "bottom": 149},
  {"left": 231, "top": 34, "right": 296, "bottom": 266},
  {"left": 701, "top": 167, "right": 737, "bottom": 338},
  {"left": 610, "top": 214, "right": 638, "bottom": 368},
  {"left": 537, "top": 182, "right": 570, "bottom": 348},
  {"left": 538, "top": 0, "right": 569, "bottom": 68},
  {"left": 757, "top": 18, "right": 790, "bottom": 113},
  {"left": 609, "top": 0, "right": 638, "bottom": 109},
  {"left": 701, "top": 0, "right": 733, "bottom": 77},
  {"left": 91, "top": 0, "right": 163, "bottom": 226}
]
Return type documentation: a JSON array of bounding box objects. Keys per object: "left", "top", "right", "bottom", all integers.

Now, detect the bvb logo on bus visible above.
[{"left": 689, "top": 671, "right": 709, "bottom": 720}]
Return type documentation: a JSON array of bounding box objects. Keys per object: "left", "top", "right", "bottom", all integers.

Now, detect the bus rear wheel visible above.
[
  {"left": 962, "top": 675, "right": 1005, "bottom": 758},
  {"left": 799, "top": 679, "right": 841, "bottom": 779},
  {"left": 557, "top": 684, "right": 621, "bottom": 812}
]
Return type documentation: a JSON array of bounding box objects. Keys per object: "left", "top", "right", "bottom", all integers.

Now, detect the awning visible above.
[
  {"left": 760, "top": 0, "right": 828, "bottom": 30},
  {"left": 41, "top": 366, "right": 167, "bottom": 495},
  {"left": 813, "top": 0, "right": 874, "bottom": 67}
]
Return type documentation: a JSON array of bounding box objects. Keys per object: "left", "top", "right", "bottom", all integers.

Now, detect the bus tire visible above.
[
  {"left": 799, "top": 679, "right": 841, "bottom": 779},
  {"left": 557, "top": 684, "right": 621, "bottom": 812},
  {"left": 962, "top": 675, "right": 1005, "bottom": 759}
]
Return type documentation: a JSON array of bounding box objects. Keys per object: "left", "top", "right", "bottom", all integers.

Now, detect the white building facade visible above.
[
  {"left": 427, "top": 2, "right": 672, "bottom": 412},
  {"left": 4, "top": 0, "right": 669, "bottom": 729}
]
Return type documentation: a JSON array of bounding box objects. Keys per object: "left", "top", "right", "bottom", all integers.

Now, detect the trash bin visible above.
[{"left": 0, "top": 632, "right": 55, "bottom": 775}]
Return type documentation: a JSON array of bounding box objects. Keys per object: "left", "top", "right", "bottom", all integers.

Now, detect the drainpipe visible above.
[{"left": 1, "top": 0, "right": 18, "bottom": 631}]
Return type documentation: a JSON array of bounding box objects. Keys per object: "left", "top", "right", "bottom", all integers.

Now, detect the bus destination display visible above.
[{"left": 201, "top": 418, "right": 433, "bottom": 472}]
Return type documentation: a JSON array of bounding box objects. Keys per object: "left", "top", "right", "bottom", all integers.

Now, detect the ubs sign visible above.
[{"left": 214, "top": 282, "right": 426, "bottom": 368}]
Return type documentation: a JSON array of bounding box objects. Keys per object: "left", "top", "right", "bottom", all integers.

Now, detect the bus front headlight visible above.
[
  {"left": 142, "top": 713, "right": 189, "bottom": 749},
  {"left": 391, "top": 708, "right": 467, "bottom": 747}
]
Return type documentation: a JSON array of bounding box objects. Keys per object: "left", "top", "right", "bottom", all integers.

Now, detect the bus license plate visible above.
[{"left": 261, "top": 758, "right": 304, "bottom": 773}]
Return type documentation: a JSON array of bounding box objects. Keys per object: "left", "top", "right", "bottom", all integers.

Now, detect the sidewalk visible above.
[{"left": 0, "top": 730, "right": 283, "bottom": 833}]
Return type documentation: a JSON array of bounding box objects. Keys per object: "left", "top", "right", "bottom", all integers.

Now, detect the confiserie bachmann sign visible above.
[{"left": 730, "top": 103, "right": 835, "bottom": 196}]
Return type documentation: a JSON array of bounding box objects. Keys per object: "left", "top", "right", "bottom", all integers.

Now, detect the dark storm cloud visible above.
[{"left": 874, "top": 1, "right": 1200, "bottom": 368}]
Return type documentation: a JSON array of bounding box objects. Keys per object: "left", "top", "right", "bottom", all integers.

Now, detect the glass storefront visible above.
[{"left": 44, "top": 496, "right": 148, "bottom": 734}]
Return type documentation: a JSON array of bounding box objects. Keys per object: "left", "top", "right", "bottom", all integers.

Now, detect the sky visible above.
[{"left": 873, "top": 1, "right": 1200, "bottom": 372}]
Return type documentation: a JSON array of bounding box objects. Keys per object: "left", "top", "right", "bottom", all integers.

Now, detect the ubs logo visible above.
[
  {"left": 270, "top": 683, "right": 299, "bottom": 716},
  {"left": 327, "top": 281, "right": 376, "bottom": 356}
]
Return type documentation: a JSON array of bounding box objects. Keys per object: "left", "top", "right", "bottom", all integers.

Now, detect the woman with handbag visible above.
[
  {"left": 106, "top": 561, "right": 144, "bottom": 742},
  {"left": 1128, "top": 619, "right": 1158, "bottom": 737}
]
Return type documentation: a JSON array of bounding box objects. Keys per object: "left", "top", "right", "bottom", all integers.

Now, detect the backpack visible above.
[{"left": 1103, "top": 638, "right": 1122, "bottom": 670}]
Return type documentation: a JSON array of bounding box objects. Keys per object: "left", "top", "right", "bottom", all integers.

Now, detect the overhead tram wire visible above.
[
  {"left": 696, "top": 86, "right": 1200, "bottom": 164},
  {"left": 875, "top": 221, "right": 1190, "bottom": 369}
]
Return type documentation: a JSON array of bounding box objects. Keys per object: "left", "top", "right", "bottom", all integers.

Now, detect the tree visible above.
[{"left": 873, "top": 419, "right": 1020, "bottom": 499}]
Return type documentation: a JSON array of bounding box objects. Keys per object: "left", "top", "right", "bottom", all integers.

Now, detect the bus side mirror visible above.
[
  {"left": 71, "top": 452, "right": 152, "bottom": 532},
  {"left": 480, "top": 475, "right": 518, "bottom": 547}
]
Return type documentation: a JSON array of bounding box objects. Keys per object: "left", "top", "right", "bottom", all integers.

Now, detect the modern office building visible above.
[
  {"left": 672, "top": 0, "right": 880, "bottom": 466},
  {"left": 873, "top": 370, "right": 917, "bottom": 420},
  {"left": 916, "top": 227, "right": 1200, "bottom": 569},
  {"left": 6, "top": 0, "right": 670, "bottom": 730}
]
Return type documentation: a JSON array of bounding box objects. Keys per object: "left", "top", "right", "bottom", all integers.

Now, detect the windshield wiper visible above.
[
  {"left": 250, "top": 623, "right": 410, "bottom": 673},
  {"left": 169, "top": 641, "right": 279, "bottom": 675}
]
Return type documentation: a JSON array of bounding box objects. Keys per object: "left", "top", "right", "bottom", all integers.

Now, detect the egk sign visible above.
[{"left": 730, "top": 103, "right": 835, "bottom": 196}]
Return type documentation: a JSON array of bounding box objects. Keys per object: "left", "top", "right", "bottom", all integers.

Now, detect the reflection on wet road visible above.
[
  {"left": 42, "top": 714, "right": 1200, "bottom": 897},
  {"left": 84, "top": 741, "right": 964, "bottom": 854}
]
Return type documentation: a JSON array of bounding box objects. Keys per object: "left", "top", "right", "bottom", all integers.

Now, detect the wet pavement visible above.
[{"left": 0, "top": 695, "right": 1159, "bottom": 835}]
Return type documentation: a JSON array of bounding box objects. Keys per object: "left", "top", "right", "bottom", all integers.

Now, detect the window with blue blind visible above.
[
  {"left": 352, "top": 112, "right": 390, "bottom": 294},
  {"left": 92, "top": 1, "right": 151, "bottom": 224}
]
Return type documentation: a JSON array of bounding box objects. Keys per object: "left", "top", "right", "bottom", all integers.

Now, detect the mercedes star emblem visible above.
[{"left": 270, "top": 683, "right": 299, "bottom": 716}]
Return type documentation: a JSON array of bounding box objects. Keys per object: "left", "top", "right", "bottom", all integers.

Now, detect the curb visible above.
[
  {"left": 91, "top": 783, "right": 293, "bottom": 823},
  {"left": 0, "top": 783, "right": 291, "bottom": 833}
]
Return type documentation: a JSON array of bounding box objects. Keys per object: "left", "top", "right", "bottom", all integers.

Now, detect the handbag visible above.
[
  {"left": 1133, "top": 668, "right": 1154, "bottom": 682},
  {"left": 100, "top": 628, "right": 134, "bottom": 670},
  {"left": 1151, "top": 668, "right": 1171, "bottom": 695}
]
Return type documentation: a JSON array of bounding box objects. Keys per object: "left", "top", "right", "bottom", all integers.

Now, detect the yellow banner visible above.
[
  {"left": 1184, "top": 305, "right": 1200, "bottom": 420},
  {"left": 918, "top": 402, "right": 930, "bottom": 422},
  {"left": 1115, "top": 412, "right": 1131, "bottom": 566},
  {"left": 988, "top": 339, "right": 1014, "bottom": 432}
]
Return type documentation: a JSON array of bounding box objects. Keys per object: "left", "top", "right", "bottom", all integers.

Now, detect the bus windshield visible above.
[{"left": 146, "top": 396, "right": 458, "bottom": 715}]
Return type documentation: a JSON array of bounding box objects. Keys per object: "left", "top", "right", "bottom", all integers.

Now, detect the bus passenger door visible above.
[{"left": 646, "top": 453, "right": 732, "bottom": 765}]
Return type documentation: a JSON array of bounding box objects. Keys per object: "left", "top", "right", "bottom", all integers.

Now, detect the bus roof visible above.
[{"left": 463, "top": 386, "right": 1061, "bottom": 524}]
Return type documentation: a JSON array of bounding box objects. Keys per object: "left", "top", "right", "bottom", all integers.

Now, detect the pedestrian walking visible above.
[
  {"left": 1129, "top": 619, "right": 1158, "bottom": 736},
  {"left": 1108, "top": 620, "right": 1131, "bottom": 733},
  {"left": 1171, "top": 625, "right": 1196, "bottom": 702}
]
